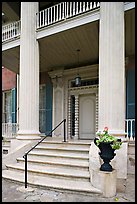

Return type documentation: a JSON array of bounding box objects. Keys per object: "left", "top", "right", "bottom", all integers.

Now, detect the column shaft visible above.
[
  {"left": 17, "top": 2, "right": 40, "bottom": 139},
  {"left": 98, "top": 2, "right": 125, "bottom": 135}
]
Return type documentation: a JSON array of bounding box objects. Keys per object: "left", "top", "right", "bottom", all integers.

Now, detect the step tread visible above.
[
  {"left": 2, "top": 170, "right": 102, "bottom": 194},
  {"left": 42, "top": 140, "right": 91, "bottom": 145},
  {"left": 35, "top": 145, "right": 90, "bottom": 152},
  {"left": 29, "top": 151, "right": 89, "bottom": 159},
  {"left": 17, "top": 157, "right": 89, "bottom": 167},
  {"left": 6, "top": 163, "right": 90, "bottom": 178}
]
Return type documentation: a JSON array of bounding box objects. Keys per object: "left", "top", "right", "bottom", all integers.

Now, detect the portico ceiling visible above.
[
  {"left": 2, "top": 3, "right": 135, "bottom": 74},
  {"left": 38, "top": 20, "right": 99, "bottom": 72}
]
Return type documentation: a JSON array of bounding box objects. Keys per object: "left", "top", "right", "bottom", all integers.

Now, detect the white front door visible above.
[{"left": 79, "top": 94, "right": 96, "bottom": 139}]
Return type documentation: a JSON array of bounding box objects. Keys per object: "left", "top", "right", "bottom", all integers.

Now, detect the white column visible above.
[
  {"left": 17, "top": 2, "right": 41, "bottom": 139},
  {"left": 98, "top": 2, "right": 125, "bottom": 136}
]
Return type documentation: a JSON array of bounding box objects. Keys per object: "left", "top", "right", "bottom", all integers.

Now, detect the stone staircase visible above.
[{"left": 2, "top": 137, "right": 102, "bottom": 195}]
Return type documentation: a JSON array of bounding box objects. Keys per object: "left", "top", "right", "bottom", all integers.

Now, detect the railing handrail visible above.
[
  {"left": 23, "top": 118, "right": 66, "bottom": 188},
  {"left": 2, "top": 20, "right": 21, "bottom": 29},
  {"left": 23, "top": 118, "right": 66, "bottom": 157}
]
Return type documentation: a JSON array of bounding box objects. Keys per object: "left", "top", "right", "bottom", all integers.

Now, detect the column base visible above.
[{"left": 17, "top": 130, "right": 41, "bottom": 140}]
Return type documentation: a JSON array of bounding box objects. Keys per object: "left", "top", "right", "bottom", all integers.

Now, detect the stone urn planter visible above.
[{"left": 94, "top": 127, "right": 122, "bottom": 172}]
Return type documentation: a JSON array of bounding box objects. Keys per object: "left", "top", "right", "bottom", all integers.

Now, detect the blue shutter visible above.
[
  {"left": 11, "top": 88, "right": 17, "bottom": 123},
  {"left": 126, "top": 69, "right": 135, "bottom": 119},
  {"left": 126, "top": 68, "right": 135, "bottom": 137},
  {"left": 45, "top": 82, "right": 52, "bottom": 135}
]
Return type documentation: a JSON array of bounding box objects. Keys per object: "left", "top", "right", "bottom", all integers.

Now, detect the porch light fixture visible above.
[{"left": 75, "top": 49, "right": 81, "bottom": 86}]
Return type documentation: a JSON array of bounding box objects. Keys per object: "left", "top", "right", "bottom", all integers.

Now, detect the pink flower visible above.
[{"left": 104, "top": 127, "right": 108, "bottom": 132}]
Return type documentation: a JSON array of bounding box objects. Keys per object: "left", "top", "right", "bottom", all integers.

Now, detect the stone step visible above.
[
  {"left": 34, "top": 146, "right": 89, "bottom": 154},
  {"left": 17, "top": 157, "right": 89, "bottom": 170},
  {"left": 36, "top": 143, "right": 90, "bottom": 151},
  {"left": 41, "top": 140, "right": 91, "bottom": 145},
  {"left": 6, "top": 163, "right": 90, "bottom": 181},
  {"left": 2, "top": 170, "right": 102, "bottom": 195},
  {"left": 2, "top": 138, "right": 100, "bottom": 195},
  {"left": 40, "top": 136, "right": 91, "bottom": 144},
  {"left": 28, "top": 150, "right": 89, "bottom": 160}
]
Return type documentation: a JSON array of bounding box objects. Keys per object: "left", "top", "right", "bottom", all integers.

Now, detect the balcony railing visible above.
[
  {"left": 2, "top": 2, "right": 134, "bottom": 43},
  {"left": 125, "top": 119, "right": 135, "bottom": 141},
  {"left": 2, "top": 21, "right": 21, "bottom": 43},
  {"left": 2, "top": 2, "right": 100, "bottom": 43},
  {"left": 2, "top": 123, "right": 19, "bottom": 139},
  {"left": 36, "top": 2, "right": 100, "bottom": 29}
]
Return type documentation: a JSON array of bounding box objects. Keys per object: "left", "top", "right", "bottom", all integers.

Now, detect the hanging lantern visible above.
[
  {"left": 75, "top": 49, "right": 81, "bottom": 86},
  {"left": 75, "top": 74, "right": 81, "bottom": 86}
]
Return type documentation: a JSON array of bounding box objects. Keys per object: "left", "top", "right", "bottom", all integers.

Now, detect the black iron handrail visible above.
[{"left": 23, "top": 118, "right": 66, "bottom": 188}]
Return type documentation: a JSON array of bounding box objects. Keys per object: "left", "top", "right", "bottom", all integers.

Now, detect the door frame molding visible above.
[{"left": 68, "top": 85, "right": 98, "bottom": 140}]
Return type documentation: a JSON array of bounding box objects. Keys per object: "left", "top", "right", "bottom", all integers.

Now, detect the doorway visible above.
[{"left": 79, "top": 94, "right": 96, "bottom": 139}]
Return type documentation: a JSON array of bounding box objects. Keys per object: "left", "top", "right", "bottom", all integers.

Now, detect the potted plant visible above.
[{"left": 94, "top": 127, "right": 122, "bottom": 172}]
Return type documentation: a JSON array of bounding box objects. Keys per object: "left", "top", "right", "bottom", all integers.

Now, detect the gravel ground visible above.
[{"left": 2, "top": 174, "right": 135, "bottom": 202}]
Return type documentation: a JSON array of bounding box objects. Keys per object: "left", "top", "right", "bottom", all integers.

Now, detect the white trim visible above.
[
  {"left": 2, "top": 38, "right": 20, "bottom": 51},
  {"left": 37, "top": 9, "right": 100, "bottom": 39},
  {"left": 124, "top": 2, "right": 135, "bottom": 11}
]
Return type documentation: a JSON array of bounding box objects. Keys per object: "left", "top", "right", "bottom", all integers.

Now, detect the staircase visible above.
[{"left": 2, "top": 137, "right": 102, "bottom": 195}]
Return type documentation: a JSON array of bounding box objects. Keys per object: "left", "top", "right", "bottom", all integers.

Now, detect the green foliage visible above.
[{"left": 96, "top": 127, "right": 122, "bottom": 150}]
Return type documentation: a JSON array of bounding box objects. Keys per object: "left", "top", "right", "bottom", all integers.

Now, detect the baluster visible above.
[
  {"left": 42, "top": 10, "right": 44, "bottom": 26},
  {"left": 130, "top": 120, "right": 133, "bottom": 141},
  {"left": 83, "top": 2, "right": 86, "bottom": 12},
  {"left": 39, "top": 11, "right": 42, "bottom": 27},
  {"left": 53, "top": 5, "right": 55, "bottom": 23},
  {"left": 70, "top": 2, "right": 72, "bottom": 17},
  {"left": 76, "top": 2, "right": 79, "bottom": 14},
  {"left": 50, "top": 7, "right": 53, "bottom": 23},
  {"left": 96, "top": 2, "right": 100, "bottom": 7},
  {"left": 59, "top": 3, "right": 61, "bottom": 20},
  {"left": 63, "top": 2, "right": 66, "bottom": 19},
  {"left": 86, "top": 2, "right": 88, "bottom": 11},
  {"left": 74, "top": 2, "right": 76, "bottom": 15},
  {"left": 93, "top": 2, "right": 96, "bottom": 9},
  {"left": 66, "top": 2, "right": 69, "bottom": 18},
  {"left": 56, "top": 5, "right": 59, "bottom": 22},
  {"left": 126, "top": 120, "right": 129, "bottom": 141},
  {"left": 79, "top": 2, "right": 82, "bottom": 13},
  {"left": 13, "top": 23, "right": 15, "bottom": 37},
  {"left": 44, "top": 9, "right": 47, "bottom": 26}
]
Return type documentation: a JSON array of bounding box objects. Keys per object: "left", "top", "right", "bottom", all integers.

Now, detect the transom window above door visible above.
[{"left": 71, "top": 78, "right": 98, "bottom": 88}]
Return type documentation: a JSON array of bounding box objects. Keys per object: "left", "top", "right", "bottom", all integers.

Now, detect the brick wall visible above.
[{"left": 2, "top": 67, "right": 16, "bottom": 91}]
